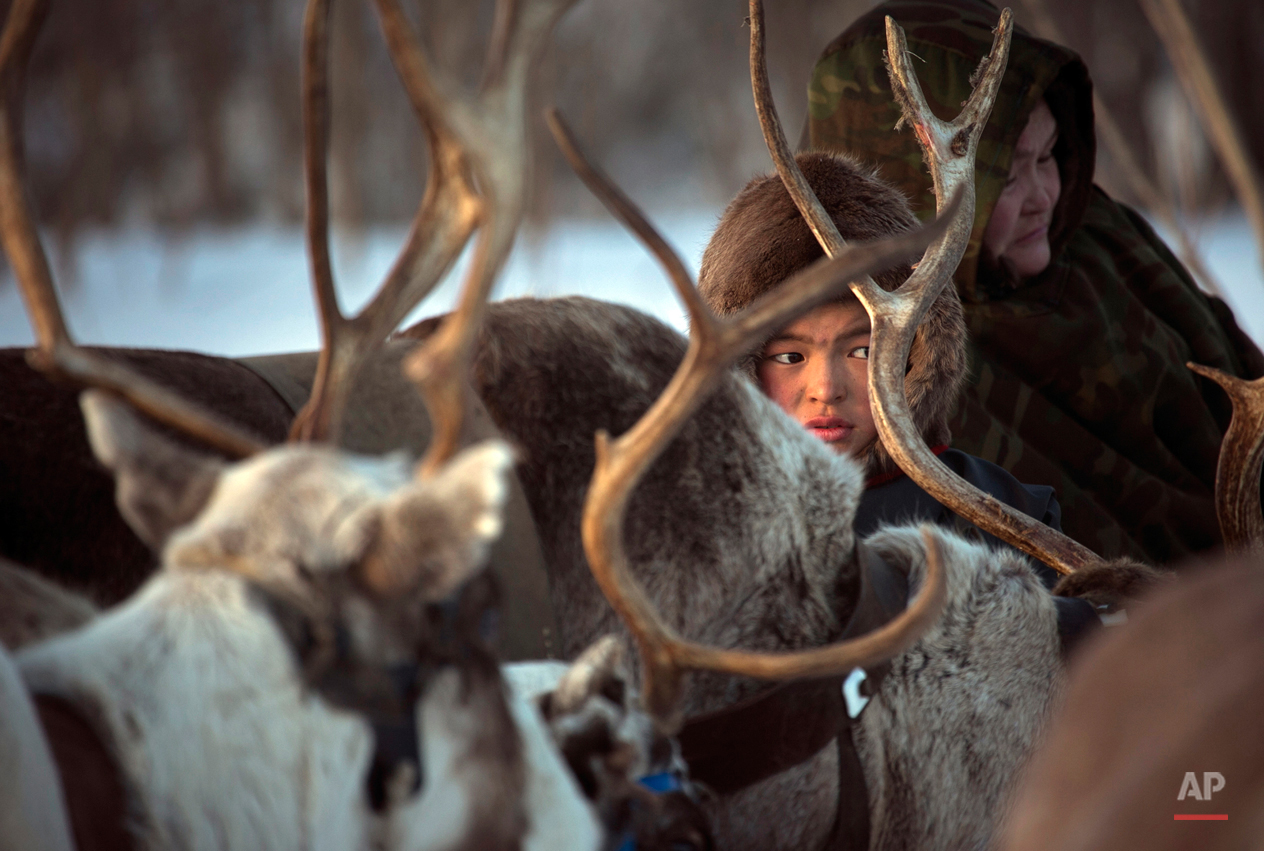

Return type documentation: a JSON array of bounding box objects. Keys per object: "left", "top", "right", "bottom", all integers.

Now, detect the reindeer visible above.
[
  {"left": 400, "top": 3, "right": 1261, "bottom": 848},
  {"left": 0, "top": 0, "right": 953, "bottom": 848},
  {"left": 0, "top": 342, "right": 563, "bottom": 660}
]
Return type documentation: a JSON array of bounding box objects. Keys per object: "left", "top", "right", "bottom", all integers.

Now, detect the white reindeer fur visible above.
[
  {"left": 18, "top": 569, "right": 601, "bottom": 851},
  {"left": 12, "top": 392, "right": 601, "bottom": 851},
  {"left": 0, "top": 644, "right": 74, "bottom": 851},
  {"left": 855, "top": 526, "right": 1064, "bottom": 851},
  {"left": 19, "top": 570, "right": 374, "bottom": 851}
]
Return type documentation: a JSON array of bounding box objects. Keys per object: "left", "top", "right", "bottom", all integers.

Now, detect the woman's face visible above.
[
  {"left": 756, "top": 299, "right": 877, "bottom": 457},
  {"left": 982, "top": 99, "right": 1061, "bottom": 279}
]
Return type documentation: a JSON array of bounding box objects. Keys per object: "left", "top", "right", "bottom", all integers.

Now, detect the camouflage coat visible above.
[{"left": 807, "top": 0, "right": 1264, "bottom": 563}]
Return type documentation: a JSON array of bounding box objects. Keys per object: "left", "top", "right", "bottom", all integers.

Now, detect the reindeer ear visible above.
[
  {"left": 549, "top": 635, "right": 629, "bottom": 716},
  {"left": 80, "top": 390, "right": 224, "bottom": 552},
  {"left": 353, "top": 440, "right": 514, "bottom": 600}
]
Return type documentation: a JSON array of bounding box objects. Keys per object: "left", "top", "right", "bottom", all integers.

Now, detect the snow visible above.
[
  {"left": 0, "top": 210, "right": 1260, "bottom": 356},
  {"left": 1149, "top": 213, "right": 1264, "bottom": 346},
  {"left": 0, "top": 214, "right": 713, "bottom": 356}
]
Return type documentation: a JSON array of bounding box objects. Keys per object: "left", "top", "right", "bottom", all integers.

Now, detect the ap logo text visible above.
[{"left": 1178, "top": 772, "right": 1225, "bottom": 801}]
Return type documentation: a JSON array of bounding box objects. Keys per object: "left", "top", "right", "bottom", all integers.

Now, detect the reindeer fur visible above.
[
  {"left": 0, "top": 643, "right": 75, "bottom": 851},
  {"left": 12, "top": 392, "right": 603, "bottom": 851},
  {"left": 401, "top": 296, "right": 1069, "bottom": 850},
  {"left": 0, "top": 348, "right": 292, "bottom": 604},
  {"left": 854, "top": 526, "right": 1062, "bottom": 851}
]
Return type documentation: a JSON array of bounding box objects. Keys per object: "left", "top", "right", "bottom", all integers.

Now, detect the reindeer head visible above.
[
  {"left": 0, "top": 0, "right": 577, "bottom": 734},
  {"left": 80, "top": 388, "right": 512, "bottom": 716}
]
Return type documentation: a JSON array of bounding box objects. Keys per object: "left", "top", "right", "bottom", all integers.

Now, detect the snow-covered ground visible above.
[{"left": 1, "top": 210, "right": 1260, "bottom": 355}]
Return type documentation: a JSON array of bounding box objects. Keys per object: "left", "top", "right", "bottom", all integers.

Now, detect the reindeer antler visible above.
[
  {"left": 750, "top": 1, "right": 1099, "bottom": 575},
  {"left": 289, "top": 0, "right": 482, "bottom": 447},
  {"left": 291, "top": 0, "right": 577, "bottom": 467},
  {"left": 0, "top": 0, "right": 266, "bottom": 459},
  {"left": 549, "top": 108, "right": 954, "bottom": 728},
  {"left": 1188, "top": 363, "right": 1264, "bottom": 554},
  {"left": 394, "top": 0, "right": 579, "bottom": 476},
  {"left": 4, "top": 0, "right": 574, "bottom": 483}
]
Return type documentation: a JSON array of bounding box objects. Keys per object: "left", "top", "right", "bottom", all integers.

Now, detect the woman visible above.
[{"left": 805, "top": 0, "right": 1264, "bottom": 563}]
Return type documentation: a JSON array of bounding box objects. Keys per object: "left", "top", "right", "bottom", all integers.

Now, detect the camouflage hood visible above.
[
  {"left": 806, "top": 0, "right": 1095, "bottom": 302},
  {"left": 698, "top": 152, "right": 967, "bottom": 478},
  {"left": 805, "top": 0, "right": 1264, "bottom": 563}
]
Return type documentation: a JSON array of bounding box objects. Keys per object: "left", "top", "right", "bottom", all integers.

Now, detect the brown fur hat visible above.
[{"left": 697, "top": 151, "right": 968, "bottom": 477}]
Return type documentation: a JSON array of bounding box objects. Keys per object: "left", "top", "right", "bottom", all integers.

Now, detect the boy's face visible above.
[{"left": 757, "top": 299, "right": 877, "bottom": 456}]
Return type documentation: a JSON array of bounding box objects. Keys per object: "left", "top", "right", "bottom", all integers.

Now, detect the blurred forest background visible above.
[{"left": 5, "top": 0, "right": 1264, "bottom": 281}]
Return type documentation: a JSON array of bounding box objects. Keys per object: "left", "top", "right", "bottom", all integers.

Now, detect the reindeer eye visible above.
[{"left": 599, "top": 677, "right": 626, "bottom": 707}]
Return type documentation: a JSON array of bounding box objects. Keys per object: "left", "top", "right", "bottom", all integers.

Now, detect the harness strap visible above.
[
  {"left": 831, "top": 726, "right": 872, "bottom": 851},
  {"left": 821, "top": 543, "right": 909, "bottom": 851},
  {"left": 1053, "top": 595, "right": 1100, "bottom": 656},
  {"left": 34, "top": 694, "right": 134, "bottom": 851},
  {"left": 676, "top": 675, "right": 848, "bottom": 795},
  {"left": 678, "top": 543, "right": 910, "bottom": 824}
]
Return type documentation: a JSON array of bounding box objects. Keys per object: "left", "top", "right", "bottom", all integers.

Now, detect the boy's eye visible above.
[
  {"left": 849, "top": 346, "right": 870, "bottom": 360},
  {"left": 769, "top": 352, "right": 804, "bottom": 365}
]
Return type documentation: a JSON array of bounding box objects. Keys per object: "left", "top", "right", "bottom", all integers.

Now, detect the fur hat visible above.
[{"left": 697, "top": 151, "right": 967, "bottom": 477}]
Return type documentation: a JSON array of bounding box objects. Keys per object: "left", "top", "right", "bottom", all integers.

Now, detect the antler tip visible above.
[{"left": 1187, "top": 360, "right": 1231, "bottom": 388}]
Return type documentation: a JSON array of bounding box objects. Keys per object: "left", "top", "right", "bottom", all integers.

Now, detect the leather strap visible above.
[
  {"left": 677, "top": 676, "right": 847, "bottom": 795},
  {"left": 34, "top": 694, "right": 133, "bottom": 851},
  {"left": 830, "top": 722, "right": 872, "bottom": 850},
  {"left": 1054, "top": 595, "right": 1100, "bottom": 657},
  {"left": 678, "top": 543, "right": 909, "bottom": 797}
]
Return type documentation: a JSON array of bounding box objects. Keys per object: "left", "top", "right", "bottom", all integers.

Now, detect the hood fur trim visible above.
[{"left": 697, "top": 152, "right": 967, "bottom": 477}]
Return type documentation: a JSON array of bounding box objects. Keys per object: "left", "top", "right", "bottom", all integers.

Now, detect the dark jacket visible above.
[
  {"left": 858, "top": 448, "right": 1063, "bottom": 588},
  {"left": 806, "top": 0, "right": 1264, "bottom": 564}
]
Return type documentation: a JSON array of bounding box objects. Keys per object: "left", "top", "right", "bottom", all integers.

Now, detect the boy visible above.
[{"left": 699, "top": 151, "right": 1062, "bottom": 586}]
